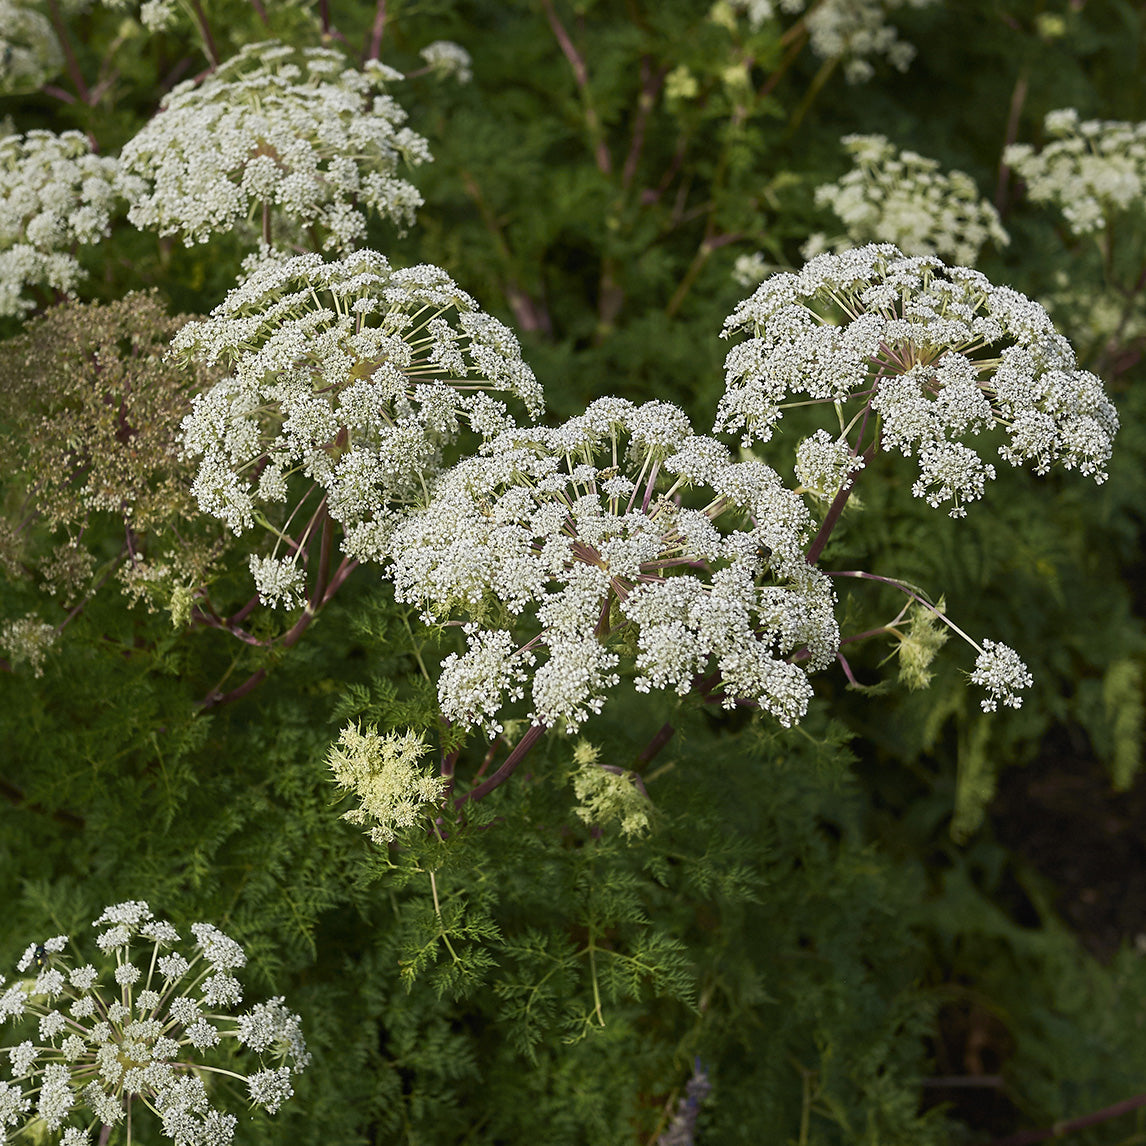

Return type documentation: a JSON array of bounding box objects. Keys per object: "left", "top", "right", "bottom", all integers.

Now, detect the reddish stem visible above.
[
  {"left": 0, "top": 776, "right": 85, "bottom": 829},
  {"left": 987, "top": 1092, "right": 1146, "bottom": 1146},
  {"left": 454, "top": 724, "right": 546, "bottom": 808},
  {"left": 365, "top": 0, "right": 386, "bottom": 60},
  {"left": 45, "top": 0, "right": 92, "bottom": 104},
  {"left": 637, "top": 721, "right": 675, "bottom": 765},
  {"left": 541, "top": 0, "right": 612, "bottom": 175}
]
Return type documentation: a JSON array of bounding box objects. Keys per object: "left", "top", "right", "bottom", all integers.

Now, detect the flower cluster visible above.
[
  {"left": 723, "top": 0, "right": 937, "bottom": 83},
  {"left": 0, "top": 2, "right": 62, "bottom": 95},
  {"left": 0, "top": 901, "right": 308, "bottom": 1145},
  {"left": 418, "top": 40, "right": 473, "bottom": 84},
  {"left": 174, "top": 249, "right": 543, "bottom": 576},
  {"left": 328, "top": 725, "right": 447, "bottom": 843},
  {"left": 1004, "top": 108, "right": 1146, "bottom": 235},
  {"left": 389, "top": 398, "right": 839, "bottom": 733},
  {"left": 0, "top": 130, "right": 119, "bottom": 316},
  {"left": 809, "top": 134, "right": 1009, "bottom": 265},
  {"left": 970, "top": 639, "right": 1034, "bottom": 712},
  {"left": 717, "top": 244, "right": 1118, "bottom": 516},
  {"left": 570, "top": 742, "right": 652, "bottom": 840},
  {"left": 0, "top": 613, "right": 57, "bottom": 676},
  {"left": 117, "top": 40, "right": 431, "bottom": 252}
]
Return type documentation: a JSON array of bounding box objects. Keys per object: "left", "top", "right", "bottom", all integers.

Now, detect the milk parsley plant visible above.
[
  {"left": 173, "top": 249, "right": 543, "bottom": 599},
  {"left": 0, "top": 901, "right": 308, "bottom": 1145},
  {"left": 807, "top": 133, "right": 1008, "bottom": 265},
  {"left": 389, "top": 397, "right": 838, "bottom": 734},
  {"left": 714, "top": 243, "right": 1117, "bottom": 711},
  {"left": 0, "top": 130, "right": 119, "bottom": 316},
  {"left": 117, "top": 40, "right": 431, "bottom": 252}
]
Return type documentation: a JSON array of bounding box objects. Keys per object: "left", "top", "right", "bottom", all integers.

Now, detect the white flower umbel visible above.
[
  {"left": 174, "top": 250, "right": 543, "bottom": 571},
  {"left": 717, "top": 244, "right": 1118, "bottom": 516},
  {"left": 0, "top": 2, "right": 63, "bottom": 95},
  {"left": 1005, "top": 109, "right": 1146, "bottom": 236},
  {"left": 0, "top": 612, "right": 57, "bottom": 677},
  {"left": 0, "top": 130, "right": 119, "bottom": 317},
  {"left": 0, "top": 901, "right": 308, "bottom": 1145},
  {"left": 327, "top": 725, "right": 447, "bottom": 843},
  {"left": 418, "top": 41, "right": 473, "bottom": 84},
  {"left": 969, "top": 638, "right": 1033, "bottom": 712},
  {"left": 117, "top": 40, "right": 431, "bottom": 252},
  {"left": 389, "top": 398, "right": 839, "bottom": 734},
  {"left": 812, "top": 134, "right": 1008, "bottom": 266},
  {"left": 729, "top": 0, "right": 936, "bottom": 82}
]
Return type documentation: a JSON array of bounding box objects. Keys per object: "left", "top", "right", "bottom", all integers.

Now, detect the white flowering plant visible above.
[
  {"left": 117, "top": 40, "right": 431, "bottom": 253},
  {"left": 0, "top": 901, "right": 308, "bottom": 1146},
  {"left": 0, "top": 4, "right": 1143, "bottom": 1142},
  {"left": 1005, "top": 109, "right": 1146, "bottom": 374},
  {"left": 1004, "top": 108, "right": 1146, "bottom": 238},
  {"left": 390, "top": 396, "right": 838, "bottom": 734}
]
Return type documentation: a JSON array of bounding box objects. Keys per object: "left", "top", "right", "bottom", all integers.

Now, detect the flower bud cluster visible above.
[
  {"left": 117, "top": 40, "right": 432, "bottom": 252},
  {"left": 717, "top": 244, "right": 1118, "bottom": 516},
  {"left": 0, "top": 901, "right": 308, "bottom": 1145},
  {"left": 0, "top": 130, "right": 119, "bottom": 316},
  {"left": 1004, "top": 108, "right": 1146, "bottom": 236},
  {"left": 810, "top": 134, "right": 1008, "bottom": 266},
  {"left": 328, "top": 725, "right": 447, "bottom": 843},
  {"left": 173, "top": 249, "right": 543, "bottom": 574},
  {"left": 389, "top": 398, "right": 839, "bottom": 733}
]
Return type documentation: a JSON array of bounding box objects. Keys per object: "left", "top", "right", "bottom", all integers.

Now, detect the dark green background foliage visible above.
[{"left": 2, "top": 0, "right": 1146, "bottom": 1142}]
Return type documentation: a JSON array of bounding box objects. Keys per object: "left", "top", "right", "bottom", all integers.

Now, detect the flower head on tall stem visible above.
[
  {"left": 718, "top": 243, "right": 1118, "bottom": 517},
  {"left": 117, "top": 40, "right": 431, "bottom": 253},
  {"left": 0, "top": 901, "right": 308, "bottom": 1145},
  {"left": 173, "top": 249, "right": 543, "bottom": 587},
  {"left": 389, "top": 397, "right": 839, "bottom": 734}
]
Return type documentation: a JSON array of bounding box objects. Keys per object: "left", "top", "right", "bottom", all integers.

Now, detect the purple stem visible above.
[
  {"left": 987, "top": 1092, "right": 1146, "bottom": 1146},
  {"left": 365, "top": 0, "right": 386, "bottom": 60},
  {"left": 637, "top": 721, "right": 675, "bottom": 765},
  {"left": 454, "top": 723, "right": 547, "bottom": 809}
]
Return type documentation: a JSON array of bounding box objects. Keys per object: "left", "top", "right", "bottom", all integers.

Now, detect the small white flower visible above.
[
  {"left": 970, "top": 639, "right": 1033, "bottom": 711},
  {"left": 248, "top": 554, "right": 306, "bottom": 610},
  {"left": 8, "top": 1042, "right": 36, "bottom": 1077},
  {"left": 114, "top": 962, "right": 142, "bottom": 986},
  {"left": 248, "top": 1065, "right": 294, "bottom": 1113}
]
